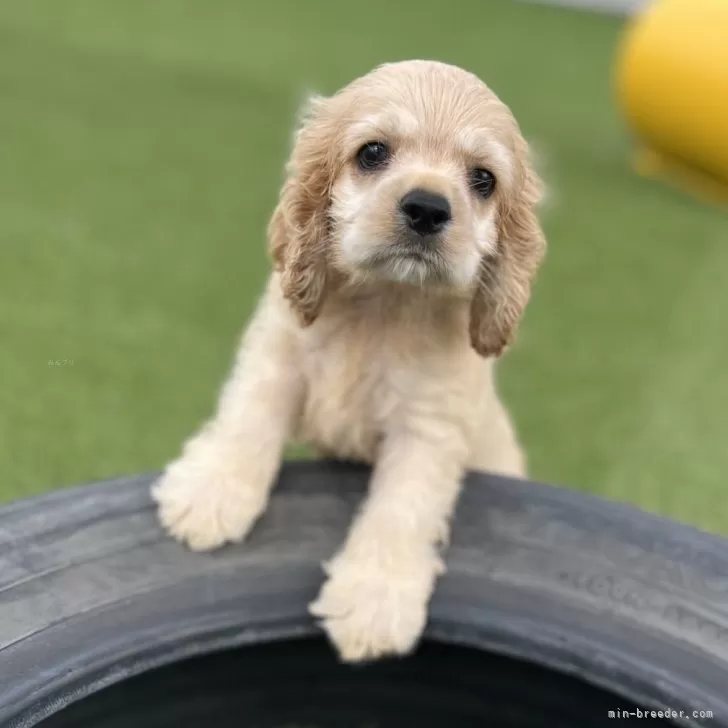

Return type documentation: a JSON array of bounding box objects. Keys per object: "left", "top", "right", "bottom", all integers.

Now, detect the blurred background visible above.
[{"left": 2, "top": 0, "right": 727, "bottom": 533}]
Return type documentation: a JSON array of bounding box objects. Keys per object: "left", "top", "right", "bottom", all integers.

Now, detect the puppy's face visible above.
[
  {"left": 329, "top": 68, "right": 515, "bottom": 291},
  {"left": 270, "top": 61, "right": 546, "bottom": 357}
]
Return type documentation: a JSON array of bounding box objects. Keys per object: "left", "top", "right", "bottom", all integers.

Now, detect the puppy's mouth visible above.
[{"left": 365, "top": 239, "right": 450, "bottom": 283}]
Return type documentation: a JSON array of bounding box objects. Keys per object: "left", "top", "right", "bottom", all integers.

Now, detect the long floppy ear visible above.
[
  {"left": 469, "top": 149, "right": 546, "bottom": 358},
  {"left": 267, "top": 95, "right": 335, "bottom": 326}
]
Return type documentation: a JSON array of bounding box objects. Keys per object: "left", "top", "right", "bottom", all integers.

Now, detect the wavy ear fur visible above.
[
  {"left": 268, "top": 95, "right": 335, "bottom": 326},
  {"left": 469, "top": 143, "right": 546, "bottom": 358}
]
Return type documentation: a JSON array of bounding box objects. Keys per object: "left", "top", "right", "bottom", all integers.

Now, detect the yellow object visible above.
[{"left": 615, "top": 0, "right": 728, "bottom": 203}]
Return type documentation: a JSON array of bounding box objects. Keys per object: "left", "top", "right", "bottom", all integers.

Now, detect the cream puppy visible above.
[{"left": 153, "top": 60, "right": 546, "bottom": 662}]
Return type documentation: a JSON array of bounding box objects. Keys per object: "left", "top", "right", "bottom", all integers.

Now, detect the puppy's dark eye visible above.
[
  {"left": 470, "top": 168, "right": 496, "bottom": 198},
  {"left": 356, "top": 141, "right": 390, "bottom": 171}
]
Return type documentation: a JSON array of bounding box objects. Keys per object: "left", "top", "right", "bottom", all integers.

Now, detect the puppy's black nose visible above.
[{"left": 399, "top": 189, "right": 451, "bottom": 236}]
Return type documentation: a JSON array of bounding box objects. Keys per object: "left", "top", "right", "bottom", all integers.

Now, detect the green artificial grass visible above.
[{"left": 1, "top": 0, "right": 727, "bottom": 533}]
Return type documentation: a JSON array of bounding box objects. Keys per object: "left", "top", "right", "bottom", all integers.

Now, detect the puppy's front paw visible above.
[
  {"left": 309, "top": 554, "right": 438, "bottom": 662},
  {"left": 152, "top": 455, "right": 267, "bottom": 552}
]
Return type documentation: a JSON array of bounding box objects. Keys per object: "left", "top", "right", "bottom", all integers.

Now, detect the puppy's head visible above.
[{"left": 269, "top": 60, "right": 546, "bottom": 357}]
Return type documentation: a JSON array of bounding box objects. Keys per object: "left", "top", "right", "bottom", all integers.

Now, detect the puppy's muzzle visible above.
[{"left": 399, "top": 188, "right": 451, "bottom": 237}]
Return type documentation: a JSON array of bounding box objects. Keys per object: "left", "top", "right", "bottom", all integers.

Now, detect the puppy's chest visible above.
[{"left": 294, "top": 318, "right": 415, "bottom": 460}]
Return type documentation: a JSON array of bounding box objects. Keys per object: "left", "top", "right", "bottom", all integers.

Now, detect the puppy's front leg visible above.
[
  {"left": 153, "top": 294, "right": 303, "bottom": 551},
  {"left": 310, "top": 427, "right": 468, "bottom": 662}
]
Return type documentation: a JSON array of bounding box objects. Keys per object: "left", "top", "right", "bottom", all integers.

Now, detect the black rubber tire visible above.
[{"left": 1, "top": 461, "right": 727, "bottom": 727}]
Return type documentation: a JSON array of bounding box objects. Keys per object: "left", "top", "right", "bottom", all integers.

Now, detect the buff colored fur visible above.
[{"left": 153, "top": 60, "right": 546, "bottom": 662}]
